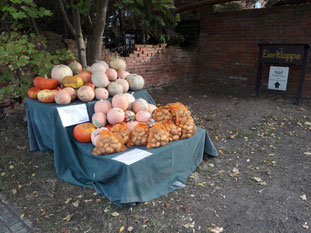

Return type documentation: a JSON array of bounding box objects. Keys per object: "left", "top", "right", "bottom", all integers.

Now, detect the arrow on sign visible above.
[{"left": 274, "top": 82, "right": 280, "bottom": 88}]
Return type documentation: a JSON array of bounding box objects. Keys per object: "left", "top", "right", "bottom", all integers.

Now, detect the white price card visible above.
[
  {"left": 112, "top": 148, "right": 153, "bottom": 165},
  {"left": 57, "top": 104, "right": 89, "bottom": 127}
]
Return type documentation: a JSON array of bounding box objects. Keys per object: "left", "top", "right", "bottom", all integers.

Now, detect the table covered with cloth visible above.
[{"left": 26, "top": 89, "right": 218, "bottom": 205}]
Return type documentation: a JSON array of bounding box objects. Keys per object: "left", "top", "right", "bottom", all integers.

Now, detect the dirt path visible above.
[{"left": 1, "top": 80, "right": 311, "bottom": 233}]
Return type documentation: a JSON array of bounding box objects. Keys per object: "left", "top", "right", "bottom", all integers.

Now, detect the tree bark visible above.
[
  {"left": 86, "top": 0, "right": 108, "bottom": 65},
  {"left": 175, "top": 0, "right": 239, "bottom": 13},
  {"left": 71, "top": 0, "right": 87, "bottom": 67},
  {"left": 58, "top": 0, "right": 76, "bottom": 36}
]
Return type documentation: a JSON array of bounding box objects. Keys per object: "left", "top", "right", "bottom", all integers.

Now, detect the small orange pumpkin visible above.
[
  {"left": 73, "top": 123, "right": 96, "bottom": 143},
  {"left": 33, "top": 76, "right": 58, "bottom": 90},
  {"left": 27, "top": 87, "right": 41, "bottom": 99},
  {"left": 37, "top": 89, "right": 58, "bottom": 103}
]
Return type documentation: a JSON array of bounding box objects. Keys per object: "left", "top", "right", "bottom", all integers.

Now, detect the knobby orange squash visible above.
[
  {"left": 73, "top": 123, "right": 96, "bottom": 143},
  {"left": 27, "top": 87, "right": 41, "bottom": 99},
  {"left": 62, "top": 76, "right": 84, "bottom": 89},
  {"left": 37, "top": 89, "right": 58, "bottom": 103},
  {"left": 33, "top": 76, "right": 58, "bottom": 90}
]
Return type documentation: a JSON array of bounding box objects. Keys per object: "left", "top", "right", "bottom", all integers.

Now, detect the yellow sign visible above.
[{"left": 262, "top": 49, "right": 302, "bottom": 62}]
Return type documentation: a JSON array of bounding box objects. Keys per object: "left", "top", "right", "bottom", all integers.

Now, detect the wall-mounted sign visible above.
[
  {"left": 268, "top": 66, "right": 289, "bottom": 91},
  {"left": 256, "top": 44, "right": 310, "bottom": 105},
  {"left": 260, "top": 44, "right": 304, "bottom": 65}
]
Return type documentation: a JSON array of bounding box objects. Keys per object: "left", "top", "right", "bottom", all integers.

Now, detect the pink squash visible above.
[
  {"left": 78, "top": 71, "right": 92, "bottom": 83},
  {"left": 77, "top": 86, "right": 95, "bottom": 102},
  {"left": 116, "top": 78, "right": 129, "bottom": 93},
  {"left": 117, "top": 70, "right": 130, "bottom": 79},
  {"left": 91, "top": 71, "right": 110, "bottom": 88},
  {"left": 106, "top": 68, "right": 118, "bottom": 81},
  {"left": 95, "top": 87, "right": 109, "bottom": 100},
  {"left": 126, "top": 121, "right": 139, "bottom": 131},
  {"left": 51, "top": 64, "right": 73, "bottom": 84},
  {"left": 107, "top": 108, "right": 125, "bottom": 125},
  {"left": 55, "top": 90, "right": 71, "bottom": 105},
  {"left": 147, "top": 104, "right": 157, "bottom": 114},
  {"left": 90, "top": 63, "right": 107, "bottom": 73},
  {"left": 132, "top": 98, "right": 148, "bottom": 113},
  {"left": 94, "top": 99, "right": 112, "bottom": 114},
  {"left": 124, "top": 93, "right": 135, "bottom": 110},
  {"left": 136, "top": 111, "right": 151, "bottom": 123},
  {"left": 63, "top": 87, "right": 76, "bottom": 101},
  {"left": 91, "top": 127, "right": 108, "bottom": 146},
  {"left": 112, "top": 94, "right": 129, "bottom": 110},
  {"left": 92, "top": 112, "right": 107, "bottom": 128}
]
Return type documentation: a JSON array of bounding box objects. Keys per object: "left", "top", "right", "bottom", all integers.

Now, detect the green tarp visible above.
[{"left": 26, "top": 90, "right": 218, "bottom": 205}]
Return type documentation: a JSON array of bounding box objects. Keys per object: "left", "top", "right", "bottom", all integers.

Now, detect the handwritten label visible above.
[
  {"left": 112, "top": 148, "right": 152, "bottom": 165},
  {"left": 57, "top": 104, "right": 89, "bottom": 127}
]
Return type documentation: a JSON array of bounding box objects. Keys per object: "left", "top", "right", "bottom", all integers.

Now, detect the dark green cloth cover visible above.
[{"left": 26, "top": 90, "right": 218, "bottom": 205}]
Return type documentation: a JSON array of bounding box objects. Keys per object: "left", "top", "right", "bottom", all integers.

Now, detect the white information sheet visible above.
[
  {"left": 268, "top": 66, "right": 289, "bottom": 91},
  {"left": 57, "top": 104, "right": 89, "bottom": 127},
  {"left": 112, "top": 148, "right": 153, "bottom": 165}
]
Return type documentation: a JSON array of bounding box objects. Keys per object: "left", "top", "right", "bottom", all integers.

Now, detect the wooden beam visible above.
[{"left": 175, "top": 0, "right": 239, "bottom": 13}]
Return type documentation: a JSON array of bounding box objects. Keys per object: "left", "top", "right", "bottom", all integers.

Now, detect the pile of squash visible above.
[
  {"left": 27, "top": 59, "right": 145, "bottom": 104},
  {"left": 73, "top": 101, "right": 197, "bottom": 155}
]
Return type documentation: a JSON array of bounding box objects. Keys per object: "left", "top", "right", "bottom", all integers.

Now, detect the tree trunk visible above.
[
  {"left": 71, "top": 0, "right": 87, "bottom": 67},
  {"left": 86, "top": 0, "right": 109, "bottom": 65}
]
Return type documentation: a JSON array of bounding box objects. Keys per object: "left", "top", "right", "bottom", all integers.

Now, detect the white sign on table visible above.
[
  {"left": 112, "top": 148, "right": 153, "bottom": 165},
  {"left": 57, "top": 104, "right": 89, "bottom": 127},
  {"left": 268, "top": 66, "right": 289, "bottom": 91}
]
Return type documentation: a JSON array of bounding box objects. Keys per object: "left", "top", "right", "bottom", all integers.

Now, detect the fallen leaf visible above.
[
  {"left": 165, "top": 202, "right": 171, "bottom": 208},
  {"left": 9, "top": 165, "right": 14, "bottom": 169},
  {"left": 65, "top": 198, "right": 72, "bottom": 204},
  {"left": 198, "top": 183, "right": 205, "bottom": 187},
  {"left": 40, "top": 209, "right": 46, "bottom": 216},
  {"left": 303, "top": 222, "right": 309, "bottom": 229},
  {"left": 72, "top": 201, "right": 80, "bottom": 207},
  {"left": 21, "top": 214, "right": 25, "bottom": 220},
  {"left": 17, "top": 145, "right": 26, "bottom": 150},
  {"left": 251, "top": 177, "right": 267, "bottom": 185},
  {"left": 183, "top": 221, "right": 195, "bottom": 228},
  {"left": 77, "top": 195, "right": 83, "bottom": 198},
  {"left": 63, "top": 214, "right": 73, "bottom": 222},
  {"left": 104, "top": 207, "right": 109, "bottom": 213},
  {"left": 120, "top": 226, "right": 125, "bottom": 232},
  {"left": 111, "top": 212, "right": 120, "bottom": 217},
  {"left": 32, "top": 173, "right": 36, "bottom": 177},
  {"left": 1, "top": 172, "right": 5, "bottom": 176},
  {"left": 304, "top": 152, "right": 311, "bottom": 156},
  {"left": 127, "top": 226, "right": 134, "bottom": 232},
  {"left": 181, "top": 205, "right": 190, "bottom": 211},
  {"left": 300, "top": 194, "right": 307, "bottom": 201},
  {"left": 209, "top": 163, "right": 215, "bottom": 168},
  {"left": 304, "top": 122, "right": 311, "bottom": 126},
  {"left": 208, "top": 225, "right": 224, "bottom": 233},
  {"left": 12, "top": 189, "right": 17, "bottom": 195}
]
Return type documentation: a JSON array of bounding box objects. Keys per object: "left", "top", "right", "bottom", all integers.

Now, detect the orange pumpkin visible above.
[
  {"left": 33, "top": 77, "right": 58, "bottom": 90},
  {"left": 84, "top": 83, "right": 95, "bottom": 91},
  {"left": 78, "top": 71, "right": 92, "bottom": 83},
  {"left": 37, "top": 89, "right": 58, "bottom": 103},
  {"left": 27, "top": 87, "right": 41, "bottom": 99},
  {"left": 73, "top": 123, "right": 96, "bottom": 143}
]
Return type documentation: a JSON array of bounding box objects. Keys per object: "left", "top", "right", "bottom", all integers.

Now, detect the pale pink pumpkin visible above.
[
  {"left": 136, "top": 111, "right": 151, "bottom": 123},
  {"left": 90, "top": 63, "right": 107, "bottom": 73},
  {"left": 91, "top": 71, "right": 110, "bottom": 88},
  {"left": 106, "top": 68, "right": 118, "bottom": 81},
  {"left": 117, "top": 70, "right": 130, "bottom": 79},
  {"left": 92, "top": 112, "right": 107, "bottom": 128},
  {"left": 112, "top": 94, "right": 129, "bottom": 110},
  {"left": 147, "top": 104, "right": 157, "bottom": 114},
  {"left": 95, "top": 87, "right": 109, "bottom": 100},
  {"left": 77, "top": 86, "right": 95, "bottom": 102},
  {"left": 91, "top": 127, "right": 108, "bottom": 146},
  {"left": 107, "top": 108, "right": 125, "bottom": 125},
  {"left": 51, "top": 64, "right": 73, "bottom": 84},
  {"left": 55, "top": 90, "right": 71, "bottom": 105},
  {"left": 124, "top": 93, "right": 135, "bottom": 110},
  {"left": 94, "top": 99, "right": 112, "bottom": 114},
  {"left": 63, "top": 87, "right": 76, "bottom": 101},
  {"left": 126, "top": 121, "right": 139, "bottom": 131},
  {"left": 116, "top": 78, "right": 129, "bottom": 93},
  {"left": 132, "top": 98, "right": 148, "bottom": 113}
]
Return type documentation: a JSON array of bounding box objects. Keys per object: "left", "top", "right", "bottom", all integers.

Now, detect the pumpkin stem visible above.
[{"left": 44, "top": 74, "right": 48, "bottom": 79}]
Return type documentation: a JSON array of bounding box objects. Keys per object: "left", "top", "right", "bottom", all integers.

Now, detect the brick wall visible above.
[
  {"left": 102, "top": 44, "right": 197, "bottom": 88},
  {"left": 198, "top": 4, "right": 311, "bottom": 96}
]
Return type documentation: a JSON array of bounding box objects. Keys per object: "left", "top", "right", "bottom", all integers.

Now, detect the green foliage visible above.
[
  {"left": 114, "top": 0, "right": 179, "bottom": 44},
  {"left": 0, "top": 32, "right": 75, "bottom": 100}
]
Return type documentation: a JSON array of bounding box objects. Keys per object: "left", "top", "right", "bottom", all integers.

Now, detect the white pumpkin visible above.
[
  {"left": 90, "top": 63, "right": 107, "bottom": 73},
  {"left": 109, "top": 58, "right": 126, "bottom": 71},
  {"left": 51, "top": 64, "right": 73, "bottom": 84},
  {"left": 107, "top": 81, "right": 124, "bottom": 96},
  {"left": 91, "top": 71, "right": 110, "bottom": 88},
  {"left": 127, "top": 74, "right": 144, "bottom": 91},
  {"left": 96, "top": 61, "right": 109, "bottom": 70},
  {"left": 124, "top": 93, "right": 135, "bottom": 110}
]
